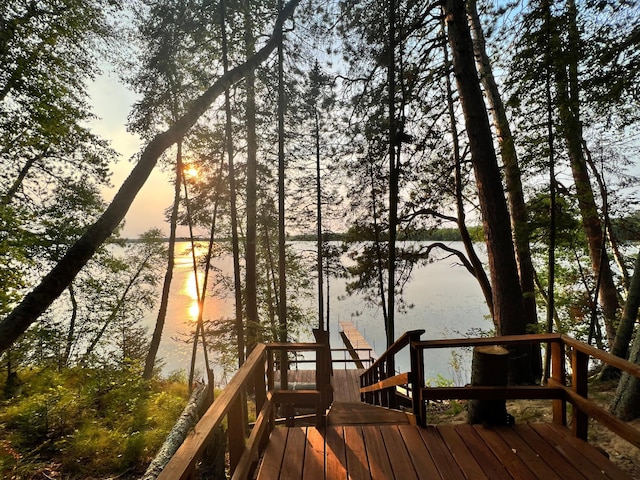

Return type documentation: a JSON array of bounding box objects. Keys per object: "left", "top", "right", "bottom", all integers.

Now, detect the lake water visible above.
[{"left": 142, "top": 241, "right": 492, "bottom": 387}]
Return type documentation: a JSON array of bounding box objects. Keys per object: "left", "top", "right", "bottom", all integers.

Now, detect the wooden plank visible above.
[
  {"left": 472, "top": 425, "right": 550, "bottom": 480},
  {"left": 327, "top": 401, "right": 410, "bottom": 426},
  {"left": 451, "top": 424, "right": 512, "bottom": 479},
  {"left": 280, "top": 427, "right": 307, "bottom": 480},
  {"left": 256, "top": 427, "right": 289, "bottom": 479},
  {"left": 378, "top": 426, "right": 419, "bottom": 480},
  {"left": 563, "top": 387, "right": 640, "bottom": 449},
  {"left": 325, "top": 426, "right": 348, "bottom": 480},
  {"left": 418, "top": 426, "right": 466, "bottom": 479},
  {"left": 303, "top": 427, "right": 325, "bottom": 480},
  {"left": 512, "top": 424, "right": 587, "bottom": 479},
  {"left": 343, "top": 427, "right": 372, "bottom": 480},
  {"left": 423, "top": 385, "right": 564, "bottom": 400},
  {"left": 360, "top": 372, "right": 410, "bottom": 393},
  {"left": 415, "top": 333, "right": 560, "bottom": 349},
  {"left": 396, "top": 425, "right": 441, "bottom": 479},
  {"left": 532, "top": 423, "right": 634, "bottom": 480},
  {"left": 561, "top": 335, "right": 640, "bottom": 379},
  {"left": 361, "top": 425, "right": 394, "bottom": 480},
  {"left": 436, "top": 425, "right": 490, "bottom": 480},
  {"left": 494, "top": 426, "right": 564, "bottom": 480}
]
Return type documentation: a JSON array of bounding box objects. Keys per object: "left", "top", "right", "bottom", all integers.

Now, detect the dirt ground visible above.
[{"left": 426, "top": 382, "right": 640, "bottom": 478}]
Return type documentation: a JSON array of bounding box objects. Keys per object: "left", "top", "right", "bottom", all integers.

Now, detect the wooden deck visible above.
[{"left": 255, "top": 423, "right": 633, "bottom": 479}]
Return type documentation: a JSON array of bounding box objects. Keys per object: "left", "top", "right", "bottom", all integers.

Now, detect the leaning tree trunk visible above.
[
  {"left": 610, "top": 327, "right": 640, "bottom": 420},
  {"left": 556, "top": 0, "right": 619, "bottom": 345},
  {"left": 468, "top": 0, "right": 541, "bottom": 379},
  {"left": 442, "top": 15, "right": 494, "bottom": 319},
  {"left": 601, "top": 251, "right": 640, "bottom": 380},
  {"left": 445, "top": 0, "right": 533, "bottom": 384},
  {"left": 143, "top": 145, "right": 182, "bottom": 380},
  {"left": 141, "top": 383, "right": 213, "bottom": 479},
  {"left": 0, "top": 0, "right": 302, "bottom": 355}
]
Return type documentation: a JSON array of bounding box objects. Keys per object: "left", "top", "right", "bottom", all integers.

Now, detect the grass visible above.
[{"left": 0, "top": 365, "right": 190, "bottom": 479}]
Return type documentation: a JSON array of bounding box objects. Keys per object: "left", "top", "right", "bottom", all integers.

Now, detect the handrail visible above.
[
  {"left": 359, "top": 332, "right": 640, "bottom": 451},
  {"left": 157, "top": 340, "right": 332, "bottom": 480},
  {"left": 359, "top": 329, "right": 424, "bottom": 409}
]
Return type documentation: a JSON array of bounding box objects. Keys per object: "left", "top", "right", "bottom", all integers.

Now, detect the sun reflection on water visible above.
[{"left": 182, "top": 271, "right": 204, "bottom": 322}]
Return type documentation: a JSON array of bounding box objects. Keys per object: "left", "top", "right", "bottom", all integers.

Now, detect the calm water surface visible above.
[{"left": 141, "top": 241, "right": 492, "bottom": 386}]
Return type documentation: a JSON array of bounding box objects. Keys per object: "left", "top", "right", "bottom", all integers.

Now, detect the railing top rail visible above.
[
  {"left": 365, "top": 329, "right": 425, "bottom": 373},
  {"left": 414, "top": 333, "right": 561, "bottom": 349},
  {"left": 561, "top": 335, "right": 640, "bottom": 379},
  {"left": 157, "top": 344, "right": 267, "bottom": 480},
  {"left": 266, "top": 342, "right": 325, "bottom": 351}
]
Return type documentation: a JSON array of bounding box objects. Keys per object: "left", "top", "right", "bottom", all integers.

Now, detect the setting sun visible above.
[{"left": 184, "top": 164, "right": 199, "bottom": 179}]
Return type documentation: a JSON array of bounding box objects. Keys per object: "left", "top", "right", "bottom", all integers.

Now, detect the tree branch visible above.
[{"left": 0, "top": 0, "right": 302, "bottom": 354}]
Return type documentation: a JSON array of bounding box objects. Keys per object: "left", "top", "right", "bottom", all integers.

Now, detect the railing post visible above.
[
  {"left": 409, "top": 333, "right": 425, "bottom": 427},
  {"left": 227, "top": 388, "right": 247, "bottom": 475},
  {"left": 572, "top": 347, "right": 589, "bottom": 440},
  {"left": 254, "top": 349, "right": 267, "bottom": 422},
  {"left": 550, "top": 339, "right": 566, "bottom": 426}
]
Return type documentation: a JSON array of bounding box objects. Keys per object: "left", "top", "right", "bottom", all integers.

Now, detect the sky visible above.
[{"left": 88, "top": 72, "right": 175, "bottom": 239}]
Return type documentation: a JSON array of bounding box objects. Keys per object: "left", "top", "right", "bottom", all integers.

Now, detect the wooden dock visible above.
[{"left": 339, "top": 321, "right": 375, "bottom": 368}]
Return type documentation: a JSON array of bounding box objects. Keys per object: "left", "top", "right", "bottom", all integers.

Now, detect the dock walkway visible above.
[{"left": 339, "top": 321, "right": 375, "bottom": 368}]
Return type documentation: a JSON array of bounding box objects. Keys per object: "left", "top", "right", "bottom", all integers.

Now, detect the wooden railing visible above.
[
  {"left": 157, "top": 341, "right": 332, "bottom": 480},
  {"left": 359, "top": 329, "right": 424, "bottom": 409},
  {"left": 360, "top": 332, "right": 640, "bottom": 450}
]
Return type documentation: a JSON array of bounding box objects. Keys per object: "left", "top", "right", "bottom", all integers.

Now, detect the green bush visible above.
[{"left": 0, "top": 365, "right": 189, "bottom": 478}]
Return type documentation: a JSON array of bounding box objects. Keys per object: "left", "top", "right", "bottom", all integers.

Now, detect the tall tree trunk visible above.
[
  {"left": 369, "top": 160, "right": 389, "bottom": 332},
  {"left": 386, "top": 0, "right": 398, "bottom": 349},
  {"left": 143, "top": 147, "right": 182, "bottom": 380},
  {"left": 223, "top": 0, "right": 245, "bottom": 366},
  {"left": 277, "top": 0, "right": 287, "bottom": 343},
  {"left": 468, "top": 1, "right": 540, "bottom": 373},
  {"left": 442, "top": 15, "right": 494, "bottom": 320},
  {"left": 315, "top": 108, "right": 324, "bottom": 331},
  {"left": 444, "top": 0, "right": 532, "bottom": 384},
  {"left": 543, "top": 0, "right": 557, "bottom": 382},
  {"left": 555, "top": 0, "right": 619, "bottom": 345},
  {"left": 0, "top": 0, "right": 302, "bottom": 354},
  {"left": 243, "top": 0, "right": 259, "bottom": 351}
]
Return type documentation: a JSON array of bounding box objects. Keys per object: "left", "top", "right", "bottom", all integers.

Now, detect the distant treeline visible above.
[
  {"left": 122, "top": 217, "right": 640, "bottom": 244},
  {"left": 289, "top": 226, "right": 484, "bottom": 243}
]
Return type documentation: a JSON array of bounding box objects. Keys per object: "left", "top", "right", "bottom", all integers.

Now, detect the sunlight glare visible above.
[{"left": 184, "top": 164, "right": 199, "bottom": 179}]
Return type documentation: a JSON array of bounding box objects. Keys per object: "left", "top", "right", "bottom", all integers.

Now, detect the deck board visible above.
[
  {"left": 255, "top": 423, "right": 633, "bottom": 480},
  {"left": 452, "top": 424, "right": 512, "bottom": 479},
  {"left": 325, "top": 426, "right": 348, "bottom": 480},
  {"left": 343, "top": 425, "right": 371, "bottom": 480},
  {"left": 279, "top": 427, "right": 306, "bottom": 480},
  {"left": 378, "top": 425, "right": 419, "bottom": 480},
  {"left": 302, "top": 426, "right": 325, "bottom": 480},
  {"left": 327, "top": 401, "right": 412, "bottom": 426},
  {"left": 472, "top": 424, "right": 538, "bottom": 480},
  {"left": 437, "top": 424, "right": 490, "bottom": 480},
  {"left": 361, "top": 425, "right": 395, "bottom": 480}
]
